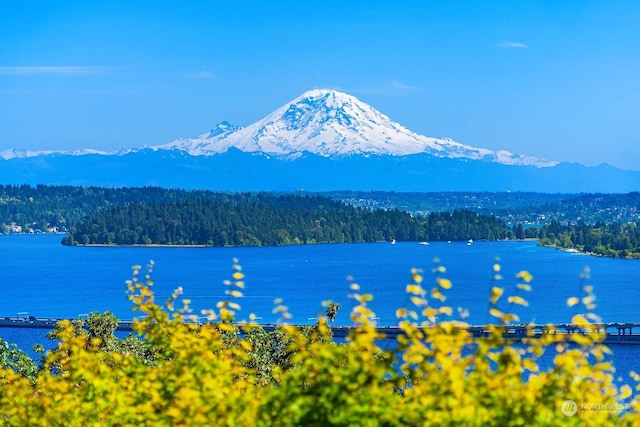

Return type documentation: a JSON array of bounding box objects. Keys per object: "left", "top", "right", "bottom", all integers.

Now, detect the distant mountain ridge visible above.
[
  {"left": 0, "top": 147, "right": 114, "bottom": 160},
  {"left": 0, "top": 88, "right": 638, "bottom": 193}
]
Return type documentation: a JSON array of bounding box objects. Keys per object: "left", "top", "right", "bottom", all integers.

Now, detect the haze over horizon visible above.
[{"left": 1, "top": 1, "right": 639, "bottom": 171}]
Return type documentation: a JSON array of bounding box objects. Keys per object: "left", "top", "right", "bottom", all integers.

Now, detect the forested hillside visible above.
[
  {"left": 61, "top": 193, "right": 513, "bottom": 246},
  {"left": 331, "top": 191, "right": 640, "bottom": 224},
  {"left": 2, "top": 185, "right": 639, "bottom": 235},
  {"left": 0, "top": 185, "right": 229, "bottom": 233}
]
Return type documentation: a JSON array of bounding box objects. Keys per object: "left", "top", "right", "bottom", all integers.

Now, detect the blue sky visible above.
[{"left": 1, "top": 1, "right": 639, "bottom": 170}]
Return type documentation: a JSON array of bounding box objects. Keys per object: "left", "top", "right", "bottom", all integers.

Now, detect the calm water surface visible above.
[
  {"left": 1, "top": 234, "right": 639, "bottom": 381},
  {"left": 2, "top": 234, "right": 639, "bottom": 325}
]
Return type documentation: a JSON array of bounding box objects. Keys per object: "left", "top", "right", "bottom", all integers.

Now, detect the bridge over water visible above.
[{"left": 2, "top": 316, "right": 640, "bottom": 345}]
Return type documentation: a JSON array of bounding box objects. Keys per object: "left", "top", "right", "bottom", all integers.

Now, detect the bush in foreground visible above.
[{"left": 0, "top": 260, "right": 638, "bottom": 426}]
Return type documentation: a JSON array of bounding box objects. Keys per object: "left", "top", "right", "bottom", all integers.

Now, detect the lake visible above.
[
  {"left": 1, "top": 234, "right": 639, "bottom": 382},
  {"left": 2, "top": 234, "right": 639, "bottom": 325}
]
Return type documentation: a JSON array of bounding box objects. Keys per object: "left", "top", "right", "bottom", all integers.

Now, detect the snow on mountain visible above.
[
  {"left": 0, "top": 149, "right": 30, "bottom": 160},
  {"left": 0, "top": 148, "right": 112, "bottom": 160},
  {"left": 207, "top": 121, "right": 241, "bottom": 138},
  {"left": 158, "top": 121, "right": 243, "bottom": 156},
  {"left": 157, "top": 89, "right": 557, "bottom": 167},
  {"left": 1, "top": 89, "right": 556, "bottom": 168}
]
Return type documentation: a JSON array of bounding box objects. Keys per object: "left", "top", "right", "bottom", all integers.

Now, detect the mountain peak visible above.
[
  {"left": 297, "top": 88, "right": 340, "bottom": 97},
  {"left": 207, "top": 121, "right": 241, "bottom": 138},
  {"left": 156, "top": 89, "right": 557, "bottom": 167},
  {"left": 294, "top": 88, "right": 355, "bottom": 105}
]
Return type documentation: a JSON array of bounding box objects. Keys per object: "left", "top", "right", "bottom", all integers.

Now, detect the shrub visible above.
[{"left": 0, "top": 259, "right": 638, "bottom": 425}]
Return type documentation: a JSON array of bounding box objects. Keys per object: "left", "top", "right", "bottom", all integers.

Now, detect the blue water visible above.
[
  {"left": 2, "top": 234, "right": 638, "bottom": 325},
  {"left": 1, "top": 234, "right": 639, "bottom": 382}
]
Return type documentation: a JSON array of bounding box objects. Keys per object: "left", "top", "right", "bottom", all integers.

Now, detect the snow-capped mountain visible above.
[
  {"left": 1, "top": 89, "right": 555, "bottom": 167},
  {"left": 3, "top": 88, "right": 638, "bottom": 193},
  {"left": 157, "top": 89, "right": 557, "bottom": 167}
]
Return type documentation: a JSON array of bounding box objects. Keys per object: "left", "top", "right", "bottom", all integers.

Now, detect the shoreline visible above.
[
  {"left": 67, "top": 239, "right": 528, "bottom": 249},
  {"left": 73, "top": 243, "right": 209, "bottom": 248},
  {"left": 543, "top": 244, "right": 640, "bottom": 260}
]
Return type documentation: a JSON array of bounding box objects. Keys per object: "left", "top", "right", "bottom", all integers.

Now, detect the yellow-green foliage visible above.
[{"left": 1, "top": 259, "right": 639, "bottom": 426}]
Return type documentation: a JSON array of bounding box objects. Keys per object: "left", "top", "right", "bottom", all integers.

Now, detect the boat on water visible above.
[{"left": 467, "top": 239, "right": 473, "bottom": 245}]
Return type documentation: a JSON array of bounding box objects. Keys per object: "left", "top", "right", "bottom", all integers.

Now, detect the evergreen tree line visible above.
[
  {"left": 523, "top": 220, "right": 640, "bottom": 258},
  {"left": 62, "top": 194, "right": 514, "bottom": 246}
]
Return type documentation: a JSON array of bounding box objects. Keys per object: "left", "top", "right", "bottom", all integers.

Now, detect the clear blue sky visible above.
[{"left": 1, "top": 1, "right": 639, "bottom": 170}]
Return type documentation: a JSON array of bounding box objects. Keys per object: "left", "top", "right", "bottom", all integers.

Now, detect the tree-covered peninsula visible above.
[
  {"left": 531, "top": 220, "right": 640, "bottom": 259},
  {"left": 61, "top": 193, "right": 513, "bottom": 246}
]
